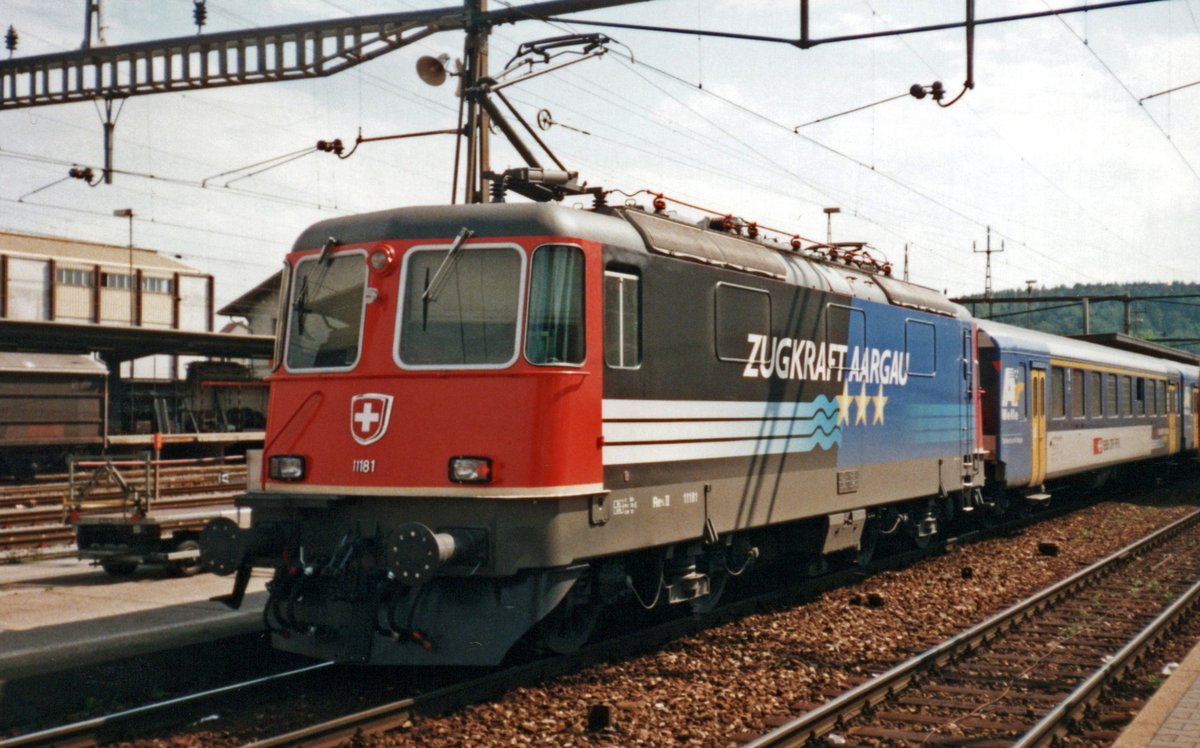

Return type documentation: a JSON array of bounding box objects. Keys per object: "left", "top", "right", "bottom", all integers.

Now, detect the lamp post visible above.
[
  {"left": 823, "top": 207, "right": 840, "bottom": 244},
  {"left": 113, "top": 208, "right": 134, "bottom": 325}
]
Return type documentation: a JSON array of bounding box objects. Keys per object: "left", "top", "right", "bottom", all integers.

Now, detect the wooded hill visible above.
[{"left": 955, "top": 282, "right": 1200, "bottom": 353}]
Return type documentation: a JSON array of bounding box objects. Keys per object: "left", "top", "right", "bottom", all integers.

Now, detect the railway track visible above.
[
  {"left": 1, "top": 494, "right": 1181, "bottom": 746},
  {"left": 0, "top": 662, "right": 335, "bottom": 748},
  {"left": 743, "top": 507, "right": 1200, "bottom": 747}
]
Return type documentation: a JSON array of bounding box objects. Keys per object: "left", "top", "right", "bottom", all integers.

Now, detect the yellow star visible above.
[
  {"left": 872, "top": 384, "right": 888, "bottom": 424},
  {"left": 837, "top": 381, "right": 854, "bottom": 425},
  {"left": 855, "top": 382, "right": 870, "bottom": 425}
]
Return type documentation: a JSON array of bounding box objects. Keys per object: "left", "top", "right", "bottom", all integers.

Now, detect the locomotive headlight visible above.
[
  {"left": 268, "top": 454, "right": 306, "bottom": 481},
  {"left": 367, "top": 245, "right": 397, "bottom": 275},
  {"left": 449, "top": 456, "right": 492, "bottom": 484}
]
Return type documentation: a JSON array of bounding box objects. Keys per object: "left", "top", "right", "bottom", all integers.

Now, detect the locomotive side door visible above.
[
  {"left": 1030, "top": 367, "right": 1047, "bottom": 486},
  {"left": 1167, "top": 381, "right": 1179, "bottom": 455},
  {"left": 960, "top": 329, "right": 973, "bottom": 458}
]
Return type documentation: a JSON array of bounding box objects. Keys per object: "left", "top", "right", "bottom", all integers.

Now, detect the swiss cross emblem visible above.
[{"left": 350, "top": 393, "right": 393, "bottom": 446}]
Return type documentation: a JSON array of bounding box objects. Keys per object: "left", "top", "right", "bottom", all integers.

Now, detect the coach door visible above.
[
  {"left": 1167, "top": 381, "right": 1179, "bottom": 455},
  {"left": 1030, "top": 368, "right": 1047, "bottom": 486}
]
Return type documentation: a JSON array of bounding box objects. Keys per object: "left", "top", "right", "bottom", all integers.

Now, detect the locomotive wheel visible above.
[
  {"left": 539, "top": 597, "right": 602, "bottom": 654},
  {"left": 101, "top": 560, "right": 138, "bottom": 577},
  {"left": 172, "top": 540, "right": 204, "bottom": 577},
  {"left": 689, "top": 569, "right": 728, "bottom": 614},
  {"left": 855, "top": 518, "right": 881, "bottom": 566}
]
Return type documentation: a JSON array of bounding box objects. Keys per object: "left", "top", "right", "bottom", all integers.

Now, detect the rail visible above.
[
  {"left": 0, "top": 662, "right": 334, "bottom": 748},
  {"left": 743, "top": 507, "right": 1200, "bottom": 747}
]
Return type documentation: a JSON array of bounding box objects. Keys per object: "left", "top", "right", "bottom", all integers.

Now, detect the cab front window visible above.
[
  {"left": 397, "top": 246, "right": 524, "bottom": 368},
  {"left": 284, "top": 251, "right": 367, "bottom": 371}
]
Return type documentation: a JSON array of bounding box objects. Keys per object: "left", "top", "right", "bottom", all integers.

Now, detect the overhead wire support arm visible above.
[
  {"left": 552, "top": 0, "right": 1167, "bottom": 50},
  {"left": 0, "top": 0, "right": 651, "bottom": 111}
]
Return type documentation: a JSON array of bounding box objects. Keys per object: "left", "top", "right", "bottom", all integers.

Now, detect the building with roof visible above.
[
  {"left": 0, "top": 230, "right": 215, "bottom": 379},
  {"left": 218, "top": 270, "right": 281, "bottom": 377}
]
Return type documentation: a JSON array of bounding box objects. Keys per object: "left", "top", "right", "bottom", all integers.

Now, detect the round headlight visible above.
[{"left": 368, "top": 245, "right": 396, "bottom": 275}]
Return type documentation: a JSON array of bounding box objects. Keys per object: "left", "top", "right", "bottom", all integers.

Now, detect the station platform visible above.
[
  {"left": 0, "top": 556, "right": 270, "bottom": 681},
  {"left": 1114, "top": 638, "right": 1200, "bottom": 747}
]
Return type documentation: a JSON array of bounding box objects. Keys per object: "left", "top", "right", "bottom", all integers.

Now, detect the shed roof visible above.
[
  {"left": 0, "top": 230, "right": 199, "bottom": 274},
  {"left": 219, "top": 270, "right": 281, "bottom": 317}
]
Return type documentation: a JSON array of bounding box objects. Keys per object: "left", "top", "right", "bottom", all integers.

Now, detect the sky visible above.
[{"left": 1, "top": 0, "right": 1198, "bottom": 312}]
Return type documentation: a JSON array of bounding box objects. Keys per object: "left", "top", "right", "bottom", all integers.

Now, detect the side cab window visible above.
[{"left": 604, "top": 268, "right": 641, "bottom": 369}]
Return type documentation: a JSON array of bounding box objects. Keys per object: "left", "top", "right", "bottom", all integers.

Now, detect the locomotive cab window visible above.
[
  {"left": 285, "top": 251, "right": 367, "bottom": 371},
  {"left": 604, "top": 269, "right": 641, "bottom": 369},
  {"left": 526, "top": 245, "right": 584, "bottom": 366},
  {"left": 715, "top": 283, "right": 770, "bottom": 362},
  {"left": 397, "top": 245, "right": 524, "bottom": 368}
]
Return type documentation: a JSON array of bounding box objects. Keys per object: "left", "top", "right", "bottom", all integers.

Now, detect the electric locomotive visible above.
[{"left": 201, "top": 197, "right": 993, "bottom": 665}]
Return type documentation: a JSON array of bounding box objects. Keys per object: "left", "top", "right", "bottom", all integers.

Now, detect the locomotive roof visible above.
[
  {"left": 293, "top": 202, "right": 967, "bottom": 318},
  {"left": 976, "top": 318, "right": 1181, "bottom": 375}
]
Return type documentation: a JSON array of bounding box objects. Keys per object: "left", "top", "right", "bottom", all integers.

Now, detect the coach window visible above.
[
  {"left": 1147, "top": 380, "right": 1158, "bottom": 416},
  {"left": 716, "top": 283, "right": 771, "bottom": 362},
  {"left": 1050, "top": 366, "right": 1066, "bottom": 419},
  {"left": 1121, "top": 376, "right": 1132, "bottom": 416},
  {"left": 1087, "top": 371, "right": 1102, "bottom": 417},
  {"left": 1134, "top": 378, "right": 1146, "bottom": 416},
  {"left": 905, "top": 320, "right": 937, "bottom": 377},
  {"left": 526, "top": 245, "right": 585, "bottom": 366},
  {"left": 1105, "top": 373, "right": 1117, "bottom": 417},
  {"left": 286, "top": 250, "right": 367, "bottom": 371},
  {"left": 1070, "top": 369, "right": 1085, "bottom": 418},
  {"left": 1159, "top": 380, "right": 1168, "bottom": 414},
  {"left": 604, "top": 269, "right": 641, "bottom": 368}
]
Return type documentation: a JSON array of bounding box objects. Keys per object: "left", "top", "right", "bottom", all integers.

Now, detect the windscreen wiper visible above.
[{"left": 422, "top": 227, "right": 474, "bottom": 303}]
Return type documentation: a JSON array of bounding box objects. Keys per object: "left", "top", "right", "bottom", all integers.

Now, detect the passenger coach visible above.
[{"left": 977, "top": 319, "right": 1199, "bottom": 498}]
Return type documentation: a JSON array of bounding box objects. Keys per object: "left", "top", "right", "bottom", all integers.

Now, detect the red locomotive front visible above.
[
  {"left": 265, "top": 232, "right": 602, "bottom": 497},
  {"left": 202, "top": 204, "right": 626, "bottom": 666}
]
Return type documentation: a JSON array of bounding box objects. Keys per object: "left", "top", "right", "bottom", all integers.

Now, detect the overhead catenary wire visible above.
[
  {"left": 495, "top": 15, "right": 1110, "bottom": 287},
  {"left": 604, "top": 52, "right": 1109, "bottom": 285},
  {"left": 1041, "top": 0, "right": 1200, "bottom": 184},
  {"left": 3, "top": 1, "right": 1196, "bottom": 299}
]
